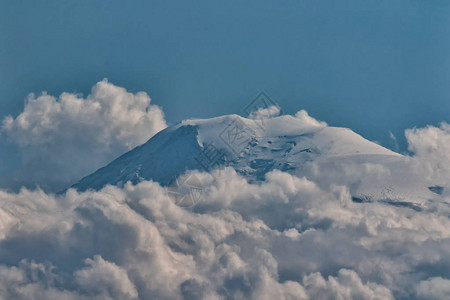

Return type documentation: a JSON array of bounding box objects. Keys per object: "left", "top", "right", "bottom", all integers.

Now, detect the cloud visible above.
[
  {"left": 1, "top": 79, "right": 167, "bottom": 191},
  {"left": 388, "top": 131, "right": 399, "bottom": 153},
  {"left": 0, "top": 164, "right": 449, "bottom": 299},
  {"left": 302, "top": 269, "right": 393, "bottom": 300},
  {"left": 294, "top": 110, "right": 327, "bottom": 128},
  {"left": 405, "top": 122, "right": 450, "bottom": 183},
  {"left": 75, "top": 255, "right": 138, "bottom": 299},
  {"left": 416, "top": 277, "right": 450, "bottom": 300},
  {"left": 248, "top": 105, "right": 281, "bottom": 120}
]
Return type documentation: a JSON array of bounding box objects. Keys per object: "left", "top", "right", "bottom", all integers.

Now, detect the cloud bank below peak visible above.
[{"left": 1, "top": 167, "right": 450, "bottom": 299}]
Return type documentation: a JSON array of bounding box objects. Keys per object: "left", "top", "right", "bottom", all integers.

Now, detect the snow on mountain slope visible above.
[{"left": 71, "top": 113, "right": 437, "bottom": 206}]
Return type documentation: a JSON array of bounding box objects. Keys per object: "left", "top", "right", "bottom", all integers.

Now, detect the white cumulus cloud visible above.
[
  {"left": 405, "top": 122, "right": 450, "bottom": 184},
  {"left": 0, "top": 164, "right": 449, "bottom": 299},
  {"left": 1, "top": 79, "right": 167, "bottom": 191}
]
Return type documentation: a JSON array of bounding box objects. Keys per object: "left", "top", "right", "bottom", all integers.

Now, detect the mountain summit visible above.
[{"left": 71, "top": 112, "right": 436, "bottom": 205}]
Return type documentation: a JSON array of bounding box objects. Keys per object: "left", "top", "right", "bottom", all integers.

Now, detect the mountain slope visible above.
[{"left": 71, "top": 113, "right": 436, "bottom": 204}]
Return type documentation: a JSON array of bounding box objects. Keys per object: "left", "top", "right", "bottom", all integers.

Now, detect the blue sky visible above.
[{"left": 1, "top": 0, "right": 449, "bottom": 177}]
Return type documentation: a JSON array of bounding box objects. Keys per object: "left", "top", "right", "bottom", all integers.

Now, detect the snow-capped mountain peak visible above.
[{"left": 71, "top": 112, "right": 435, "bottom": 206}]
